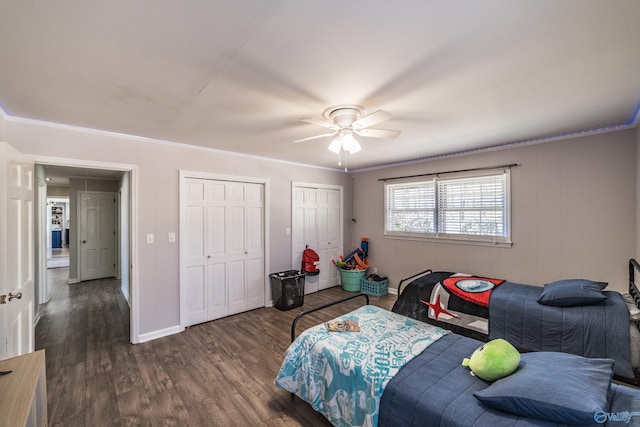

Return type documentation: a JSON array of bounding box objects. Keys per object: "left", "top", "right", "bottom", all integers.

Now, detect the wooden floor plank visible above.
[{"left": 36, "top": 268, "right": 396, "bottom": 425}]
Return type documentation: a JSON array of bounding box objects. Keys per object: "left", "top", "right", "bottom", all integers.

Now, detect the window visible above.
[{"left": 384, "top": 169, "right": 511, "bottom": 246}]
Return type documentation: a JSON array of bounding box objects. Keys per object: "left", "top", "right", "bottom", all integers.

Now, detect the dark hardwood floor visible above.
[{"left": 36, "top": 269, "right": 396, "bottom": 426}]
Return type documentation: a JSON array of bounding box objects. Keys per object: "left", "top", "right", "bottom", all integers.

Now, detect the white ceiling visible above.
[{"left": 2, "top": 1, "right": 640, "bottom": 171}]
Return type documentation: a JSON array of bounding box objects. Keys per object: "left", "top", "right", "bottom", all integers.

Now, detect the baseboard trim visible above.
[{"left": 138, "top": 325, "right": 183, "bottom": 343}]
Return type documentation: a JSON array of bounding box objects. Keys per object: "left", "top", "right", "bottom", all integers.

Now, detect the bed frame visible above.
[
  {"left": 397, "top": 268, "right": 432, "bottom": 295},
  {"left": 290, "top": 293, "right": 369, "bottom": 342},
  {"left": 628, "top": 259, "right": 640, "bottom": 331},
  {"left": 398, "top": 262, "right": 640, "bottom": 332}
]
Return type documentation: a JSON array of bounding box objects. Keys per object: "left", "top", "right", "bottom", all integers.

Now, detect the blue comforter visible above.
[
  {"left": 489, "top": 282, "right": 633, "bottom": 378},
  {"left": 379, "top": 333, "right": 640, "bottom": 427},
  {"left": 275, "top": 305, "right": 450, "bottom": 427}
]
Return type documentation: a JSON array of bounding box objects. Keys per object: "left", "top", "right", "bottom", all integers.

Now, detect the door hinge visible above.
[{"left": 0, "top": 295, "right": 5, "bottom": 305}]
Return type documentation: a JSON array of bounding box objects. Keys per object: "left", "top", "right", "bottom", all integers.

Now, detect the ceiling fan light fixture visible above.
[
  {"left": 342, "top": 133, "right": 361, "bottom": 154},
  {"left": 328, "top": 138, "right": 342, "bottom": 154},
  {"left": 301, "top": 105, "right": 400, "bottom": 159}
]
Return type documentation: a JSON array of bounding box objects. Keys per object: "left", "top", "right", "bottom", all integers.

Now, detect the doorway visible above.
[
  {"left": 35, "top": 162, "right": 137, "bottom": 342},
  {"left": 47, "top": 197, "right": 70, "bottom": 269}
]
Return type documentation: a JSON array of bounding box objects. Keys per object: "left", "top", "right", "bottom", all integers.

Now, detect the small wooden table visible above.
[{"left": 0, "top": 350, "right": 47, "bottom": 427}]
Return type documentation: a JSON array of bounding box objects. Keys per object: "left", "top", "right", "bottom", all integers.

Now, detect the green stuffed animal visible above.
[{"left": 462, "top": 338, "right": 520, "bottom": 381}]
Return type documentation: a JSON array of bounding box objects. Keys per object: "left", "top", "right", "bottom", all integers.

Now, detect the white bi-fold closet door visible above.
[
  {"left": 182, "top": 176, "right": 265, "bottom": 327},
  {"left": 292, "top": 183, "right": 342, "bottom": 294}
]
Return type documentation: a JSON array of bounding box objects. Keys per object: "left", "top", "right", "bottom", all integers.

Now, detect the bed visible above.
[
  {"left": 275, "top": 298, "right": 640, "bottom": 427},
  {"left": 391, "top": 264, "right": 640, "bottom": 380}
]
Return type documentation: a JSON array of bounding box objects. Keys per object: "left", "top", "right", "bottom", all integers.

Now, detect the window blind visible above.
[
  {"left": 385, "top": 180, "right": 436, "bottom": 234},
  {"left": 438, "top": 174, "right": 506, "bottom": 237},
  {"left": 384, "top": 170, "right": 510, "bottom": 244}
]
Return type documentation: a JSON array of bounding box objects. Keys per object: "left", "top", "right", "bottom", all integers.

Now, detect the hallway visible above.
[{"left": 35, "top": 267, "right": 130, "bottom": 426}]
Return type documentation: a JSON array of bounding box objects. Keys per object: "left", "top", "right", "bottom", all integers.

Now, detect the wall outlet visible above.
[{"left": 373, "top": 267, "right": 378, "bottom": 275}]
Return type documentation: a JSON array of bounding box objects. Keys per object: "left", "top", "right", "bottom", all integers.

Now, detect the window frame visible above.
[{"left": 383, "top": 168, "right": 512, "bottom": 247}]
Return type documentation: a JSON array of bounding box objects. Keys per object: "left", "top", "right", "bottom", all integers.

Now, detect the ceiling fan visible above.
[{"left": 294, "top": 105, "right": 401, "bottom": 155}]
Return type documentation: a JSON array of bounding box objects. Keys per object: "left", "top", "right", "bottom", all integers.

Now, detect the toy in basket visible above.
[{"left": 361, "top": 274, "right": 389, "bottom": 297}]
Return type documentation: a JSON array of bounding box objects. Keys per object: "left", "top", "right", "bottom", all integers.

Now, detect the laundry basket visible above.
[
  {"left": 339, "top": 268, "right": 368, "bottom": 292},
  {"left": 270, "top": 270, "right": 305, "bottom": 310}
]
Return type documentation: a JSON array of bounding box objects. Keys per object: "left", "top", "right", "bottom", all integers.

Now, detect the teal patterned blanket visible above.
[{"left": 275, "top": 305, "right": 450, "bottom": 427}]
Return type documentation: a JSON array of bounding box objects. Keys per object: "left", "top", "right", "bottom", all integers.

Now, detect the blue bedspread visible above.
[
  {"left": 489, "top": 282, "right": 634, "bottom": 378},
  {"left": 379, "top": 333, "right": 640, "bottom": 427},
  {"left": 275, "top": 305, "right": 450, "bottom": 427}
]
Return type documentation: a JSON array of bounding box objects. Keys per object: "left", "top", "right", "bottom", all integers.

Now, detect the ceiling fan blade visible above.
[
  {"left": 293, "top": 132, "right": 336, "bottom": 143},
  {"left": 352, "top": 110, "right": 393, "bottom": 129},
  {"left": 301, "top": 118, "right": 339, "bottom": 130},
  {"left": 355, "top": 128, "right": 401, "bottom": 139}
]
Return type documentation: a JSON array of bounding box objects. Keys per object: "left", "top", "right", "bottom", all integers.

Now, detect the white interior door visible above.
[
  {"left": 182, "top": 177, "right": 265, "bottom": 326},
  {"left": 292, "top": 184, "right": 342, "bottom": 295},
  {"left": 317, "top": 189, "right": 340, "bottom": 290},
  {"left": 0, "top": 142, "right": 35, "bottom": 359},
  {"left": 226, "top": 183, "right": 248, "bottom": 315},
  {"left": 244, "top": 183, "right": 265, "bottom": 310},
  {"left": 79, "top": 192, "right": 116, "bottom": 281},
  {"left": 183, "top": 180, "right": 210, "bottom": 326}
]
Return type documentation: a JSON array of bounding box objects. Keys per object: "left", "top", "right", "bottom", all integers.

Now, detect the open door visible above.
[{"left": 0, "top": 142, "right": 35, "bottom": 359}]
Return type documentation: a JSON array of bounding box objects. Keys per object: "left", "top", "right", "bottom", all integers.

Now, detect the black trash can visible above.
[{"left": 270, "top": 270, "right": 306, "bottom": 310}]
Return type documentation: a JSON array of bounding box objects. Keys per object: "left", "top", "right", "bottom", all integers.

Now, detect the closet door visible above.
[
  {"left": 292, "top": 184, "right": 342, "bottom": 295},
  {"left": 184, "top": 180, "right": 209, "bottom": 326},
  {"left": 226, "top": 182, "right": 264, "bottom": 315},
  {"left": 206, "top": 182, "right": 230, "bottom": 320},
  {"left": 244, "top": 183, "right": 265, "bottom": 311},
  {"left": 292, "top": 187, "right": 319, "bottom": 294},
  {"left": 317, "top": 189, "right": 340, "bottom": 290},
  {"left": 183, "top": 178, "right": 264, "bottom": 326}
]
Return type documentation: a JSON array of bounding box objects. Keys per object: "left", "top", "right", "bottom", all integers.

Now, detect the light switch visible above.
[
  {"left": 285, "top": 227, "right": 291, "bottom": 235},
  {"left": 168, "top": 232, "right": 176, "bottom": 243},
  {"left": 146, "top": 233, "right": 154, "bottom": 244}
]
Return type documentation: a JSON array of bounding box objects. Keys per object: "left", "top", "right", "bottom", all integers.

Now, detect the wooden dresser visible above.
[{"left": 0, "top": 350, "right": 47, "bottom": 427}]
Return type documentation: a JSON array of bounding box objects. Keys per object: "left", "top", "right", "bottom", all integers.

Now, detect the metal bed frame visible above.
[
  {"left": 397, "top": 268, "right": 432, "bottom": 295},
  {"left": 628, "top": 259, "right": 640, "bottom": 330},
  {"left": 290, "top": 293, "right": 370, "bottom": 343}
]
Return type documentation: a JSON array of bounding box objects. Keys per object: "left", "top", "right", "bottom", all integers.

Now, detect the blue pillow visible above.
[
  {"left": 537, "top": 279, "right": 608, "bottom": 307},
  {"left": 473, "top": 352, "right": 613, "bottom": 425}
]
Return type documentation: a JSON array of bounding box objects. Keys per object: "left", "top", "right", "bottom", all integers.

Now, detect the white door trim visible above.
[
  {"left": 25, "top": 155, "right": 140, "bottom": 344},
  {"left": 179, "top": 170, "right": 270, "bottom": 329}
]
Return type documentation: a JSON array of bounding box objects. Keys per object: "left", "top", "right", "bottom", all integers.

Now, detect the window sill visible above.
[{"left": 383, "top": 233, "right": 513, "bottom": 248}]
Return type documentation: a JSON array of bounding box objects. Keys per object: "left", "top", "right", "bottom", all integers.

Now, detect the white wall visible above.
[
  {"left": 3, "top": 117, "right": 351, "bottom": 338},
  {"left": 351, "top": 128, "right": 637, "bottom": 293}
]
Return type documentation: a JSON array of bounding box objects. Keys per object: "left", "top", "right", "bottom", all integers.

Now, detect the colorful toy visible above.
[
  {"left": 462, "top": 338, "right": 520, "bottom": 381},
  {"left": 333, "top": 238, "right": 370, "bottom": 270}
]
